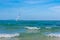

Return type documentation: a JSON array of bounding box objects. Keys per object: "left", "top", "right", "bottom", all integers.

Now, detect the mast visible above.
[{"left": 16, "top": 8, "right": 20, "bottom": 21}]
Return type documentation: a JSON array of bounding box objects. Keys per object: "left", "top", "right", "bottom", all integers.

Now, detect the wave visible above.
[
  {"left": 46, "top": 32, "right": 60, "bottom": 37},
  {"left": 0, "top": 33, "right": 20, "bottom": 38},
  {"left": 24, "top": 26, "right": 53, "bottom": 30},
  {"left": 24, "top": 26, "right": 40, "bottom": 30},
  {"left": 45, "top": 27, "right": 52, "bottom": 29}
]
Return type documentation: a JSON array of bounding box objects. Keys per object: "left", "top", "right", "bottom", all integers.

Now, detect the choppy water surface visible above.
[{"left": 0, "top": 20, "right": 60, "bottom": 40}]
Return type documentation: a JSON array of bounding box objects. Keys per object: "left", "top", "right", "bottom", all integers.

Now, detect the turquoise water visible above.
[
  {"left": 0, "top": 20, "right": 60, "bottom": 27},
  {"left": 0, "top": 20, "right": 60, "bottom": 40},
  {"left": 0, "top": 20, "right": 60, "bottom": 33}
]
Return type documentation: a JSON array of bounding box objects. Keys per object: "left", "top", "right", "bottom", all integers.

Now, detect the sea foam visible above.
[
  {"left": 46, "top": 33, "right": 60, "bottom": 37},
  {"left": 0, "top": 33, "right": 20, "bottom": 38},
  {"left": 25, "top": 26, "right": 40, "bottom": 30}
]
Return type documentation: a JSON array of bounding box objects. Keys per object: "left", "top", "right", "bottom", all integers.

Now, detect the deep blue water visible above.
[{"left": 0, "top": 20, "right": 60, "bottom": 26}]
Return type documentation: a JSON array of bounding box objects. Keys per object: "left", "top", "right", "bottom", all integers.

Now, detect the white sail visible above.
[{"left": 16, "top": 15, "right": 20, "bottom": 21}]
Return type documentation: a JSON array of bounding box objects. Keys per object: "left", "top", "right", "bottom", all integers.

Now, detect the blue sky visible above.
[{"left": 0, "top": 0, "right": 60, "bottom": 20}]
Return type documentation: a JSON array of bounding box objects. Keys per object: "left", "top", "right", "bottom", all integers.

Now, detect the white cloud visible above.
[{"left": 49, "top": 6, "right": 60, "bottom": 12}]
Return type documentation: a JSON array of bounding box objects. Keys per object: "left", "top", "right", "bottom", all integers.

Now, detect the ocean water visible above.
[{"left": 0, "top": 20, "right": 60, "bottom": 40}]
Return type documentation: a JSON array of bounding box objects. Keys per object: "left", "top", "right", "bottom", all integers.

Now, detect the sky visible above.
[{"left": 0, "top": 0, "right": 60, "bottom": 20}]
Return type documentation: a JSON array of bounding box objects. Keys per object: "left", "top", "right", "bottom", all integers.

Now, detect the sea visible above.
[{"left": 0, "top": 20, "right": 60, "bottom": 40}]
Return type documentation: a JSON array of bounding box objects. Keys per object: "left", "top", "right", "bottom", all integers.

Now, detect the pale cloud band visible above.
[
  {"left": 24, "top": 0, "right": 54, "bottom": 4},
  {"left": 49, "top": 6, "right": 60, "bottom": 12}
]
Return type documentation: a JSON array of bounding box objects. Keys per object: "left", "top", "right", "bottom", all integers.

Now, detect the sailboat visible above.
[{"left": 16, "top": 15, "right": 20, "bottom": 21}]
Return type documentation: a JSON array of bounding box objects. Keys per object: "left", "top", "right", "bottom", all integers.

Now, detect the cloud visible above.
[
  {"left": 24, "top": 0, "right": 54, "bottom": 4},
  {"left": 49, "top": 6, "right": 60, "bottom": 12}
]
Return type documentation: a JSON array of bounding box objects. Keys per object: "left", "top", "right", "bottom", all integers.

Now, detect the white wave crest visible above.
[
  {"left": 25, "top": 26, "right": 40, "bottom": 30},
  {"left": 46, "top": 33, "right": 60, "bottom": 37},
  {"left": 0, "top": 33, "right": 20, "bottom": 38}
]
